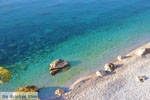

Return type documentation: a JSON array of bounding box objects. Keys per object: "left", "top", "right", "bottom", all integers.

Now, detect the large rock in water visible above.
[{"left": 50, "top": 59, "right": 70, "bottom": 75}]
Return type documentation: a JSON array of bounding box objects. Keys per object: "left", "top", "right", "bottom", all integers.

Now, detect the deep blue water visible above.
[{"left": 0, "top": 0, "right": 150, "bottom": 99}]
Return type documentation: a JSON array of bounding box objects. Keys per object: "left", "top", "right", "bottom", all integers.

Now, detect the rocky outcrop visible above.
[
  {"left": 104, "top": 63, "right": 116, "bottom": 72},
  {"left": 16, "top": 85, "right": 39, "bottom": 92},
  {"left": 55, "top": 89, "right": 64, "bottom": 96},
  {"left": 135, "top": 48, "right": 150, "bottom": 56},
  {"left": 0, "top": 66, "right": 13, "bottom": 83},
  {"left": 49, "top": 59, "right": 70, "bottom": 75}
]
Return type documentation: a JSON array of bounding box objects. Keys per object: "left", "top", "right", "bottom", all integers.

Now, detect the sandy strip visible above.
[{"left": 65, "top": 42, "right": 150, "bottom": 100}]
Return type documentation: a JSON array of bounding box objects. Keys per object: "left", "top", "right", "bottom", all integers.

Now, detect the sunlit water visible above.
[{"left": 0, "top": 0, "right": 150, "bottom": 98}]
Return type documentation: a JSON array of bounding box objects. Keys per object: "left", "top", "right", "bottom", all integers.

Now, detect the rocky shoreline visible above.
[{"left": 64, "top": 42, "right": 150, "bottom": 100}]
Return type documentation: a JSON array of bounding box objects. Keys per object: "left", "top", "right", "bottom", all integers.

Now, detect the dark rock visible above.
[{"left": 50, "top": 69, "right": 60, "bottom": 75}]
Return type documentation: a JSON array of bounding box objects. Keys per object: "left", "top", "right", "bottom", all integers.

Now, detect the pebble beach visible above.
[{"left": 66, "top": 42, "right": 150, "bottom": 100}]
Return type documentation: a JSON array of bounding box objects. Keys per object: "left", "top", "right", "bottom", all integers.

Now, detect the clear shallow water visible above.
[{"left": 0, "top": 0, "right": 150, "bottom": 95}]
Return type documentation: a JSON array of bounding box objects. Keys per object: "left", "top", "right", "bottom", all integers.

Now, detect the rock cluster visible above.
[
  {"left": 49, "top": 59, "right": 70, "bottom": 75},
  {"left": 104, "top": 63, "right": 116, "bottom": 72}
]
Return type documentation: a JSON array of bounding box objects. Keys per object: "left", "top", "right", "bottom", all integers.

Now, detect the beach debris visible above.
[
  {"left": 55, "top": 89, "right": 64, "bottom": 96},
  {"left": 104, "top": 63, "right": 117, "bottom": 72},
  {"left": 118, "top": 56, "right": 124, "bottom": 61},
  {"left": 16, "top": 85, "right": 39, "bottom": 92},
  {"left": 0, "top": 66, "right": 13, "bottom": 83},
  {"left": 50, "top": 59, "right": 70, "bottom": 75},
  {"left": 96, "top": 70, "right": 104, "bottom": 77},
  {"left": 137, "top": 76, "right": 146, "bottom": 82},
  {"left": 135, "top": 48, "right": 150, "bottom": 56}
]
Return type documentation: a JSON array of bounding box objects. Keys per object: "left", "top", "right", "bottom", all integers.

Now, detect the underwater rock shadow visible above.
[
  {"left": 68, "top": 61, "right": 81, "bottom": 67},
  {"left": 39, "top": 86, "right": 70, "bottom": 100}
]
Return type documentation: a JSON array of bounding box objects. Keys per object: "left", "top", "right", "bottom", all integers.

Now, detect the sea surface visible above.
[{"left": 0, "top": 0, "right": 150, "bottom": 98}]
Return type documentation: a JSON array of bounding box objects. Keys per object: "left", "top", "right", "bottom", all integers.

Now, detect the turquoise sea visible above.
[{"left": 0, "top": 0, "right": 150, "bottom": 99}]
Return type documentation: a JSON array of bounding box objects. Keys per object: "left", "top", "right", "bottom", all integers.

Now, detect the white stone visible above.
[
  {"left": 96, "top": 71, "right": 103, "bottom": 77},
  {"left": 135, "top": 48, "right": 150, "bottom": 56},
  {"left": 118, "top": 56, "right": 124, "bottom": 61}
]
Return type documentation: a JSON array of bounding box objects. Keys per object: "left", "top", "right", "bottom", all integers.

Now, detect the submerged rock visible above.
[
  {"left": 16, "top": 85, "right": 39, "bottom": 92},
  {"left": 135, "top": 48, "right": 150, "bottom": 56},
  {"left": 50, "top": 59, "right": 70, "bottom": 75},
  {"left": 0, "top": 66, "right": 13, "bottom": 83},
  {"left": 104, "top": 63, "right": 116, "bottom": 72},
  {"left": 55, "top": 89, "right": 64, "bottom": 96}
]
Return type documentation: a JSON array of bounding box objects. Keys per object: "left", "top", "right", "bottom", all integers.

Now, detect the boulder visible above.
[
  {"left": 50, "top": 59, "right": 70, "bottom": 70},
  {"left": 50, "top": 59, "right": 70, "bottom": 75},
  {"left": 55, "top": 89, "right": 64, "bottom": 96},
  {"left": 16, "top": 85, "right": 39, "bottom": 92},
  {"left": 0, "top": 66, "right": 13, "bottom": 83},
  {"left": 104, "top": 63, "right": 116, "bottom": 72},
  {"left": 118, "top": 56, "right": 124, "bottom": 61},
  {"left": 96, "top": 70, "right": 103, "bottom": 77},
  {"left": 135, "top": 48, "right": 150, "bottom": 56}
]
